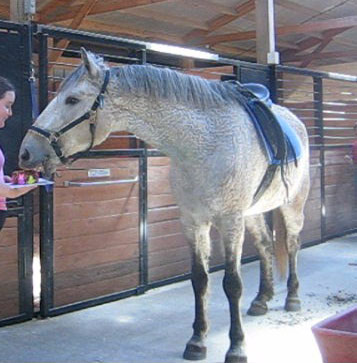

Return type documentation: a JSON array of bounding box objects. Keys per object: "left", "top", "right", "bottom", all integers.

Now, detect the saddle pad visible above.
[{"left": 243, "top": 83, "right": 302, "bottom": 165}]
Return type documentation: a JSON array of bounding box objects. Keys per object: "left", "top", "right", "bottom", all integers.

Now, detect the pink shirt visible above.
[{"left": 0, "top": 148, "right": 7, "bottom": 210}]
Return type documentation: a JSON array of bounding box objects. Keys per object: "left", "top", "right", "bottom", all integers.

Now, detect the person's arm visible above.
[{"left": 0, "top": 182, "right": 37, "bottom": 199}]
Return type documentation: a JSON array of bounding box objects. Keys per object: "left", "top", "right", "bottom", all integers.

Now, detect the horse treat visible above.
[{"left": 11, "top": 170, "right": 39, "bottom": 185}]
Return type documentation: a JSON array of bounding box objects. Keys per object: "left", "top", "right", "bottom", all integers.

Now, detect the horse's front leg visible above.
[
  {"left": 182, "top": 220, "right": 211, "bottom": 361},
  {"left": 217, "top": 214, "right": 247, "bottom": 363}
]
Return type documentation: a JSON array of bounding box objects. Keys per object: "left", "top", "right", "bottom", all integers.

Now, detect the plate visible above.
[{"left": 7, "top": 178, "right": 54, "bottom": 189}]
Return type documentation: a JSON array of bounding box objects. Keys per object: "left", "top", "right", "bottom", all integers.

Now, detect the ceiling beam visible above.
[
  {"left": 39, "top": 0, "right": 172, "bottom": 23},
  {"left": 77, "top": 19, "right": 183, "bottom": 44},
  {"left": 183, "top": 0, "right": 255, "bottom": 44},
  {"left": 299, "top": 37, "right": 333, "bottom": 68},
  {"left": 281, "top": 27, "right": 352, "bottom": 63},
  {"left": 49, "top": 0, "right": 99, "bottom": 65},
  {"left": 283, "top": 50, "right": 357, "bottom": 63},
  {"left": 275, "top": 0, "right": 322, "bottom": 18},
  {"left": 202, "top": 15, "right": 357, "bottom": 45},
  {"left": 122, "top": 7, "right": 209, "bottom": 30},
  {"left": 37, "top": 0, "right": 76, "bottom": 21}
]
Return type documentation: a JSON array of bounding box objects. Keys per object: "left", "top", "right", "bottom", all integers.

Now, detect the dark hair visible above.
[{"left": 0, "top": 77, "right": 15, "bottom": 99}]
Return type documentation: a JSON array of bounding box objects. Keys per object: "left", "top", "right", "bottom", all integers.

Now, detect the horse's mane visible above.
[{"left": 113, "top": 65, "right": 240, "bottom": 110}]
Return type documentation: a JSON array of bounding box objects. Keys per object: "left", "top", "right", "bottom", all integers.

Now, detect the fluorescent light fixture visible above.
[
  {"left": 147, "top": 42, "right": 219, "bottom": 60},
  {"left": 328, "top": 72, "right": 357, "bottom": 82}
]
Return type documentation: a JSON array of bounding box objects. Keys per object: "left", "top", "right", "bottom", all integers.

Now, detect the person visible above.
[
  {"left": 345, "top": 122, "right": 357, "bottom": 165},
  {"left": 0, "top": 76, "right": 37, "bottom": 230}
]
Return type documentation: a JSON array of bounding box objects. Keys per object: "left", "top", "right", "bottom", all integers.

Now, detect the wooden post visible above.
[
  {"left": 10, "top": 0, "right": 35, "bottom": 23},
  {"left": 255, "top": 0, "right": 279, "bottom": 64}
]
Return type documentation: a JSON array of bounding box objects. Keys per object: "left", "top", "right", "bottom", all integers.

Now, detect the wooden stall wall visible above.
[
  {"left": 0, "top": 218, "right": 19, "bottom": 319},
  {"left": 52, "top": 158, "right": 140, "bottom": 307},
  {"left": 322, "top": 79, "right": 357, "bottom": 238},
  {"left": 277, "top": 72, "right": 322, "bottom": 245}
]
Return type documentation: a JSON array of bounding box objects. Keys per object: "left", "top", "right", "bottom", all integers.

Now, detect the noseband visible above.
[{"left": 29, "top": 70, "right": 110, "bottom": 164}]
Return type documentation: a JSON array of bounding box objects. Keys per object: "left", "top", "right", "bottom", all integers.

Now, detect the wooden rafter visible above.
[
  {"left": 183, "top": 0, "right": 255, "bottom": 44},
  {"left": 283, "top": 50, "right": 357, "bottom": 63},
  {"left": 299, "top": 38, "right": 334, "bottom": 68},
  {"left": 49, "top": 0, "right": 99, "bottom": 65},
  {"left": 78, "top": 19, "right": 183, "bottom": 44},
  {"left": 202, "top": 15, "right": 357, "bottom": 45},
  {"left": 37, "top": 0, "right": 76, "bottom": 21},
  {"left": 282, "top": 27, "right": 352, "bottom": 64},
  {"left": 40, "top": 0, "right": 171, "bottom": 24}
]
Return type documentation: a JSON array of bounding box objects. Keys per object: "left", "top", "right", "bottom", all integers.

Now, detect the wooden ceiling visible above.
[{"left": 2, "top": 0, "right": 357, "bottom": 70}]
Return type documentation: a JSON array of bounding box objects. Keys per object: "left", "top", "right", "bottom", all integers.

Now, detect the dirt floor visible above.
[{"left": 0, "top": 234, "right": 356, "bottom": 363}]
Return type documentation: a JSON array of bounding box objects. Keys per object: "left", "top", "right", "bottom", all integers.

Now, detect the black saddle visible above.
[{"left": 227, "top": 80, "right": 302, "bottom": 204}]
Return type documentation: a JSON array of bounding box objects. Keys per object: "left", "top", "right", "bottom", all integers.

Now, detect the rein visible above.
[{"left": 29, "top": 69, "right": 110, "bottom": 164}]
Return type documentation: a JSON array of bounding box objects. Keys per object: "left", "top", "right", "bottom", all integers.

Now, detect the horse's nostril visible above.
[{"left": 21, "top": 148, "right": 30, "bottom": 162}]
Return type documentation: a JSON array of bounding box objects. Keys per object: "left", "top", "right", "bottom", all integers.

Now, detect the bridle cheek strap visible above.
[{"left": 28, "top": 70, "right": 110, "bottom": 164}]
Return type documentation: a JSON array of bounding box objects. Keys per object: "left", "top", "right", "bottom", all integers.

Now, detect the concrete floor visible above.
[{"left": 1, "top": 235, "right": 357, "bottom": 363}]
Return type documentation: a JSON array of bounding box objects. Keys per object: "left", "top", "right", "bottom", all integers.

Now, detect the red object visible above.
[{"left": 312, "top": 305, "right": 357, "bottom": 363}]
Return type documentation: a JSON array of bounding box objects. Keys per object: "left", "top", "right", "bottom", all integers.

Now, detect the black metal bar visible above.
[
  {"left": 0, "top": 19, "right": 25, "bottom": 31},
  {"left": 38, "top": 32, "right": 49, "bottom": 113},
  {"left": 39, "top": 185, "right": 54, "bottom": 318},
  {"left": 314, "top": 77, "right": 326, "bottom": 241},
  {"left": 19, "top": 193, "right": 34, "bottom": 317},
  {"left": 43, "top": 288, "right": 141, "bottom": 317},
  {"left": 268, "top": 65, "right": 278, "bottom": 104},
  {"left": 37, "top": 25, "right": 146, "bottom": 51},
  {"left": 138, "top": 151, "right": 148, "bottom": 293},
  {"left": 277, "top": 64, "right": 357, "bottom": 83}
]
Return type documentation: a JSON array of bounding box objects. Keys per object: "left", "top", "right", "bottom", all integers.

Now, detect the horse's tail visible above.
[{"left": 273, "top": 209, "right": 288, "bottom": 278}]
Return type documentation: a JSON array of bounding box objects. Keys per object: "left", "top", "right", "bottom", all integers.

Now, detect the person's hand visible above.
[{"left": 3, "top": 175, "right": 11, "bottom": 183}]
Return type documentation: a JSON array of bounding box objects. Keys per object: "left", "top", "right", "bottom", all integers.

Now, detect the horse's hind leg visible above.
[
  {"left": 183, "top": 219, "right": 211, "bottom": 361},
  {"left": 217, "top": 214, "right": 247, "bottom": 363},
  {"left": 246, "top": 214, "right": 274, "bottom": 316},
  {"left": 277, "top": 197, "right": 306, "bottom": 312}
]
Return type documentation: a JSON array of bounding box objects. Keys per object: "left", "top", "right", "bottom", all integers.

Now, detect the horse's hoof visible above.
[
  {"left": 183, "top": 343, "right": 207, "bottom": 361},
  {"left": 285, "top": 297, "right": 301, "bottom": 312},
  {"left": 247, "top": 300, "right": 268, "bottom": 316},
  {"left": 225, "top": 348, "right": 247, "bottom": 363}
]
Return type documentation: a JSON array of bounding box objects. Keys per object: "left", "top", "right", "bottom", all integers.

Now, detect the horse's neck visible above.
[{"left": 117, "top": 98, "right": 210, "bottom": 160}]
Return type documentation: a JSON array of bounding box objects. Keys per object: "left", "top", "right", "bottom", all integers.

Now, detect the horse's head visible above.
[{"left": 19, "top": 48, "right": 111, "bottom": 177}]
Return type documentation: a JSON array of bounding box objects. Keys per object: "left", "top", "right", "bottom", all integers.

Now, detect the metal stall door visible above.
[
  {"left": 0, "top": 21, "right": 34, "bottom": 325},
  {"left": 40, "top": 153, "right": 146, "bottom": 316},
  {"left": 35, "top": 26, "right": 148, "bottom": 316}
]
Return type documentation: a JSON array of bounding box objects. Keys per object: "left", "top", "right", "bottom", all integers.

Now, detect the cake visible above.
[{"left": 11, "top": 170, "right": 40, "bottom": 185}]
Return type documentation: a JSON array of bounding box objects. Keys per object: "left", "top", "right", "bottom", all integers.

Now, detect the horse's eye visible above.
[{"left": 65, "top": 96, "right": 80, "bottom": 105}]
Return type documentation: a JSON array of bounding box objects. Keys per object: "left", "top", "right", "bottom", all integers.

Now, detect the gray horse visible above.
[{"left": 19, "top": 49, "right": 310, "bottom": 363}]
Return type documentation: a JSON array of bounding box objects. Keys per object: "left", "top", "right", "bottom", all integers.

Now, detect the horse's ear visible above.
[{"left": 80, "top": 47, "right": 100, "bottom": 79}]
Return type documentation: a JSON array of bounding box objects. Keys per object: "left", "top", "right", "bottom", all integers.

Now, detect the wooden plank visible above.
[
  {"left": 55, "top": 184, "right": 139, "bottom": 204},
  {"left": 55, "top": 244, "right": 139, "bottom": 273},
  {"left": 55, "top": 197, "right": 139, "bottom": 221},
  {"left": 55, "top": 259, "right": 139, "bottom": 289},
  {"left": 148, "top": 206, "right": 180, "bottom": 223},
  {"left": 54, "top": 213, "right": 139, "bottom": 240},
  {"left": 149, "top": 233, "right": 187, "bottom": 253},
  {"left": 54, "top": 228, "right": 139, "bottom": 256},
  {"left": 54, "top": 272, "right": 139, "bottom": 307},
  {"left": 148, "top": 219, "right": 183, "bottom": 238},
  {"left": 149, "top": 246, "right": 191, "bottom": 268},
  {"left": 149, "top": 260, "right": 190, "bottom": 282}
]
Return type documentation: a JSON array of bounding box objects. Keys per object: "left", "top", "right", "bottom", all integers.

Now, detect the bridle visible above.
[{"left": 29, "top": 69, "right": 110, "bottom": 164}]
